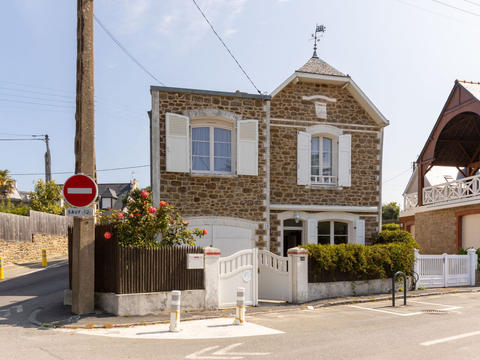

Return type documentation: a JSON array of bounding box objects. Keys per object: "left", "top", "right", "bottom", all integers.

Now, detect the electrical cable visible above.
[
  {"left": 10, "top": 164, "right": 150, "bottom": 176},
  {"left": 93, "top": 15, "right": 166, "bottom": 86},
  {"left": 191, "top": 0, "right": 262, "bottom": 94},
  {"left": 431, "top": 0, "right": 480, "bottom": 16},
  {"left": 393, "top": 0, "right": 463, "bottom": 23},
  {"left": 383, "top": 168, "right": 413, "bottom": 184}
]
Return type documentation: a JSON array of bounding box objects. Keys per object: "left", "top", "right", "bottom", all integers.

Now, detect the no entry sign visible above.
[{"left": 63, "top": 174, "right": 98, "bottom": 208}]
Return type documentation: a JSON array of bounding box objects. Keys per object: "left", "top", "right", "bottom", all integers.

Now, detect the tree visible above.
[
  {"left": 0, "top": 169, "right": 15, "bottom": 199},
  {"left": 382, "top": 201, "right": 400, "bottom": 222},
  {"left": 29, "top": 179, "right": 64, "bottom": 215}
]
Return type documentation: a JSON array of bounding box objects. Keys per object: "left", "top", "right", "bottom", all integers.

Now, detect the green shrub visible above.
[
  {"left": 303, "top": 241, "right": 416, "bottom": 282},
  {"left": 0, "top": 199, "right": 30, "bottom": 216},
  {"left": 382, "top": 223, "right": 400, "bottom": 231},
  {"left": 375, "top": 229, "right": 419, "bottom": 249}
]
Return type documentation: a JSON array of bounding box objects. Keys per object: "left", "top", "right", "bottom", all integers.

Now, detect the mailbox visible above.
[{"left": 187, "top": 253, "right": 204, "bottom": 269}]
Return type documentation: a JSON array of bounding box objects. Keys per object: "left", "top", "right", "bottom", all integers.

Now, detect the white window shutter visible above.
[
  {"left": 356, "top": 219, "right": 365, "bottom": 245},
  {"left": 338, "top": 134, "right": 351, "bottom": 187},
  {"left": 307, "top": 219, "right": 318, "bottom": 244},
  {"left": 165, "top": 113, "right": 189, "bottom": 172},
  {"left": 237, "top": 120, "right": 258, "bottom": 175},
  {"left": 297, "top": 131, "right": 311, "bottom": 185}
]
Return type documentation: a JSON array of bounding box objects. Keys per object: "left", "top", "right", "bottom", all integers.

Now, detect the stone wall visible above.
[
  {"left": 413, "top": 204, "right": 480, "bottom": 254},
  {"left": 153, "top": 90, "right": 269, "bottom": 247},
  {"left": 0, "top": 234, "right": 67, "bottom": 265},
  {"left": 269, "top": 82, "right": 381, "bottom": 208}
]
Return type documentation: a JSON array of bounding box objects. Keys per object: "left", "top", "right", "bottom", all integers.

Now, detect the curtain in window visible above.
[
  {"left": 214, "top": 128, "right": 231, "bottom": 172},
  {"left": 192, "top": 127, "right": 210, "bottom": 171},
  {"left": 322, "top": 137, "right": 332, "bottom": 176}
]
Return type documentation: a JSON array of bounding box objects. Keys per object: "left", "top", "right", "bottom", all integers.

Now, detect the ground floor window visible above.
[{"left": 317, "top": 220, "right": 349, "bottom": 245}]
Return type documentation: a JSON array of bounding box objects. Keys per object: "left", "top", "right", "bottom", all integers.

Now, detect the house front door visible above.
[{"left": 283, "top": 230, "right": 303, "bottom": 257}]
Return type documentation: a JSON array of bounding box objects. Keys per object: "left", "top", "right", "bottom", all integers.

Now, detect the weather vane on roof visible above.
[{"left": 311, "top": 24, "right": 326, "bottom": 58}]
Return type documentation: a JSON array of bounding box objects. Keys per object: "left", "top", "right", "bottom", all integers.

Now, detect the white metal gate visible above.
[
  {"left": 258, "top": 250, "right": 291, "bottom": 302},
  {"left": 218, "top": 248, "right": 258, "bottom": 308},
  {"left": 415, "top": 251, "right": 476, "bottom": 288}
]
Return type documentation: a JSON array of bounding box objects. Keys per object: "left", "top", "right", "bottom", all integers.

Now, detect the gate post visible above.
[
  {"left": 413, "top": 249, "right": 420, "bottom": 290},
  {"left": 467, "top": 248, "right": 477, "bottom": 286},
  {"left": 443, "top": 253, "right": 448, "bottom": 287},
  {"left": 287, "top": 247, "right": 308, "bottom": 304},
  {"left": 204, "top": 247, "right": 221, "bottom": 310}
]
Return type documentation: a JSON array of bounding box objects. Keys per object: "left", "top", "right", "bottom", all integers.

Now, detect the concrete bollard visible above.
[
  {"left": 169, "top": 290, "right": 181, "bottom": 332},
  {"left": 233, "top": 287, "right": 245, "bottom": 325},
  {"left": 41, "top": 248, "right": 47, "bottom": 268},
  {"left": 0, "top": 257, "right": 4, "bottom": 280}
]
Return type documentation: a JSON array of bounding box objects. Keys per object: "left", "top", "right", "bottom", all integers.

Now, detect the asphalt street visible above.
[{"left": 2, "top": 265, "right": 480, "bottom": 359}]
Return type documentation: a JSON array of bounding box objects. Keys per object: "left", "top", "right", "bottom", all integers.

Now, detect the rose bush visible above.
[{"left": 97, "top": 188, "right": 205, "bottom": 248}]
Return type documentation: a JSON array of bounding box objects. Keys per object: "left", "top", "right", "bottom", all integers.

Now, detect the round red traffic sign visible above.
[{"left": 63, "top": 174, "right": 98, "bottom": 207}]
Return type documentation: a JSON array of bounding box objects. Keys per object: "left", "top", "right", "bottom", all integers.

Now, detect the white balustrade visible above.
[
  {"left": 403, "top": 193, "right": 418, "bottom": 210},
  {"left": 422, "top": 174, "right": 480, "bottom": 206}
]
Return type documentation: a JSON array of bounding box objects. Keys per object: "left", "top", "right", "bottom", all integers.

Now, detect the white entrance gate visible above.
[
  {"left": 258, "top": 250, "right": 291, "bottom": 302},
  {"left": 218, "top": 248, "right": 258, "bottom": 308},
  {"left": 415, "top": 249, "right": 477, "bottom": 288}
]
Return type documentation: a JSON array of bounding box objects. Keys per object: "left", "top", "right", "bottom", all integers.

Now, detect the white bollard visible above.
[
  {"left": 233, "top": 287, "right": 245, "bottom": 325},
  {"left": 169, "top": 290, "right": 181, "bottom": 332}
]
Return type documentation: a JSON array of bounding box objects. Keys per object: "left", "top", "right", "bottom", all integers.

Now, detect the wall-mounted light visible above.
[{"left": 295, "top": 212, "right": 300, "bottom": 223}]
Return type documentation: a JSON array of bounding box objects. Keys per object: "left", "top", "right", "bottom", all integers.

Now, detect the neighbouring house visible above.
[
  {"left": 400, "top": 80, "right": 480, "bottom": 254},
  {"left": 150, "top": 53, "right": 389, "bottom": 256},
  {"left": 97, "top": 179, "right": 139, "bottom": 211},
  {"left": 3, "top": 181, "right": 30, "bottom": 205}
]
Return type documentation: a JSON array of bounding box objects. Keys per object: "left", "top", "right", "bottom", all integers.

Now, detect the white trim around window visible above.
[{"left": 191, "top": 119, "right": 235, "bottom": 175}]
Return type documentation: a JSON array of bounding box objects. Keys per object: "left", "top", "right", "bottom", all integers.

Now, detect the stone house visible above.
[
  {"left": 150, "top": 54, "right": 389, "bottom": 256},
  {"left": 400, "top": 80, "right": 480, "bottom": 254}
]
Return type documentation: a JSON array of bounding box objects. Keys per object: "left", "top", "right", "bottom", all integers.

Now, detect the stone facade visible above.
[
  {"left": 403, "top": 203, "right": 480, "bottom": 254},
  {"left": 152, "top": 90, "right": 270, "bottom": 248},
  {"left": 0, "top": 234, "right": 67, "bottom": 265}
]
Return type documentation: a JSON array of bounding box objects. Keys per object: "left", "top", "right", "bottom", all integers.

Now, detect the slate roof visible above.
[
  {"left": 296, "top": 56, "right": 345, "bottom": 77},
  {"left": 98, "top": 183, "right": 131, "bottom": 199}
]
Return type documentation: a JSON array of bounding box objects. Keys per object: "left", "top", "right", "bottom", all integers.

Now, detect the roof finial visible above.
[{"left": 311, "top": 24, "right": 326, "bottom": 58}]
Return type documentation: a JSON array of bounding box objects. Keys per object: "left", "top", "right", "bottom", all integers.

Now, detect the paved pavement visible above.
[{"left": 4, "top": 263, "right": 480, "bottom": 359}]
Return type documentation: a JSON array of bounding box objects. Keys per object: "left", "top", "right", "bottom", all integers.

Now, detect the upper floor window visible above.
[
  {"left": 297, "top": 125, "right": 351, "bottom": 187},
  {"left": 192, "top": 127, "right": 232, "bottom": 173},
  {"left": 311, "top": 136, "right": 333, "bottom": 184}
]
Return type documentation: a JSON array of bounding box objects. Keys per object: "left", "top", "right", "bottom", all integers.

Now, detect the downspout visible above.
[{"left": 151, "top": 90, "right": 161, "bottom": 207}]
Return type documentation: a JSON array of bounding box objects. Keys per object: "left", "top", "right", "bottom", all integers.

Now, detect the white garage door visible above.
[
  {"left": 462, "top": 214, "right": 480, "bottom": 249},
  {"left": 187, "top": 218, "right": 256, "bottom": 256}
]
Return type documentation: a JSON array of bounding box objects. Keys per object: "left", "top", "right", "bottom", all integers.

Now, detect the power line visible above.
[
  {"left": 10, "top": 164, "right": 150, "bottom": 176},
  {"left": 383, "top": 168, "right": 412, "bottom": 184},
  {"left": 93, "top": 15, "right": 166, "bottom": 86},
  {"left": 0, "top": 138, "right": 44, "bottom": 141},
  {"left": 393, "top": 0, "right": 463, "bottom": 23},
  {"left": 464, "top": 0, "right": 480, "bottom": 7},
  {"left": 431, "top": 0, "right": 480, "bottom": 16},
  {"left": 0, "top": 98, "right": 74, "bottom": 108},
  {"left": 191, "top": 0, "right": 262, "bottom": 95}
]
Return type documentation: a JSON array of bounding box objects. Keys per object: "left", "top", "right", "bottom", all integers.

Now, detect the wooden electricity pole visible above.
[{"left": 72, "top": 0, "right": 96, "bottom": 314}]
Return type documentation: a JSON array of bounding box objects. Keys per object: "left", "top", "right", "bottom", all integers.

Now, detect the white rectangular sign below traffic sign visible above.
[{"left": 66, "top": 207, "right": 94, "bottom": 217}]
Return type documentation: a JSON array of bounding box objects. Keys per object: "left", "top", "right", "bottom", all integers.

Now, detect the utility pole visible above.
[
  {"left": 44, "top": 135, "right": 51, "bottom": 182},
  {"left": 72, "top": 0, "right": 96, "bottom": 314}
]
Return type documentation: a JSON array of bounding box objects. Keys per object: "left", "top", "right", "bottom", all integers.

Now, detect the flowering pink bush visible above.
[{"left": 97, "top": 188, "right": 205, "bottom": 248}]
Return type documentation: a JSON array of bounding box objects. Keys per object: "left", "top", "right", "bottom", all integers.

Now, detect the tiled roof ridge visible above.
[{"left": 457, "top": 79, "right": 480, "bottom": 85}]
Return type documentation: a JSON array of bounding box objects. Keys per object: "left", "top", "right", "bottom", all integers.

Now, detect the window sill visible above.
[
  {"left": 308, "top": 183, "right": 343, "bottom": 190},
  {"left": 190, "top": 172, "right": 238, "bottom": 178}
]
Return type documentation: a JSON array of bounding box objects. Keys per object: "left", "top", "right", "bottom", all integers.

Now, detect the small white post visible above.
[
  {"left": 169, "top": 290, "right": 181, "bottom": 332},
  {"left": 233, "top": 287, "right": 246, "bottom": 325},
  {"left": 414, "top": 249, "right": 420, "bottom": 290},
  {"left": 467, "top": 248, "right": 477, "bottom": 286}
]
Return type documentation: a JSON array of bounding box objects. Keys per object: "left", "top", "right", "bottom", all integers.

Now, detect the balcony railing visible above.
[
  {"left": 311, "top": 175, "right": 336, "bottom": 185},
  {"left": 404, "top": 193, "right": 418, "bottom": 210},
  {"left": 423, "top": 174, "right": 480, "bottom": 205}
]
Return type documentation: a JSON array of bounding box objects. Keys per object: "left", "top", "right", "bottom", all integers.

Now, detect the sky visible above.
[{"left": 1, "top": 0, "right": 479, "bottom": 208}]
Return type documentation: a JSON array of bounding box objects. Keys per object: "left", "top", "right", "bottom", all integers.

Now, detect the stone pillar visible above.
[
  {"left": 288, "top": 247, "right": 309, "bottom": 304},
  {"left": 204, "top": 247, "right": 221, "bottom": 309},
  {"left": 468, "top": 248, "right": 477, "bottom": 286}
]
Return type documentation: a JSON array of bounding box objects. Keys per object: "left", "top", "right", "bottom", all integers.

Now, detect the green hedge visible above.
[
  {"left": 0, "top": 200, "right": 30, "bottom": 216},
  {"left": 303, "top": 242, "right": 416, "bottom": 283}
]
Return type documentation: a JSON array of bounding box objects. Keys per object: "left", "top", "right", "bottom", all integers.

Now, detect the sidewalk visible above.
[
  {"left": 1, "top": 256, "right": 68, "bottom": 281},
  {"left": 32, "top": 286, "right": 480, "bottom": 329}
]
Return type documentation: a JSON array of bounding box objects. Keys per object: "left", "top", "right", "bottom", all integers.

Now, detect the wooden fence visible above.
[
  {"left": 68, "top": 224, "right": 205, "bottom": 294},
  {"left": 0, "top": 210, "right": 72, "bottom": 242}
]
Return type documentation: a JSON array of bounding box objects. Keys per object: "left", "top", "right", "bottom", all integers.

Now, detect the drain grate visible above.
[{"left": 421, "top": 309, "right": 448, "bottom": 315}]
